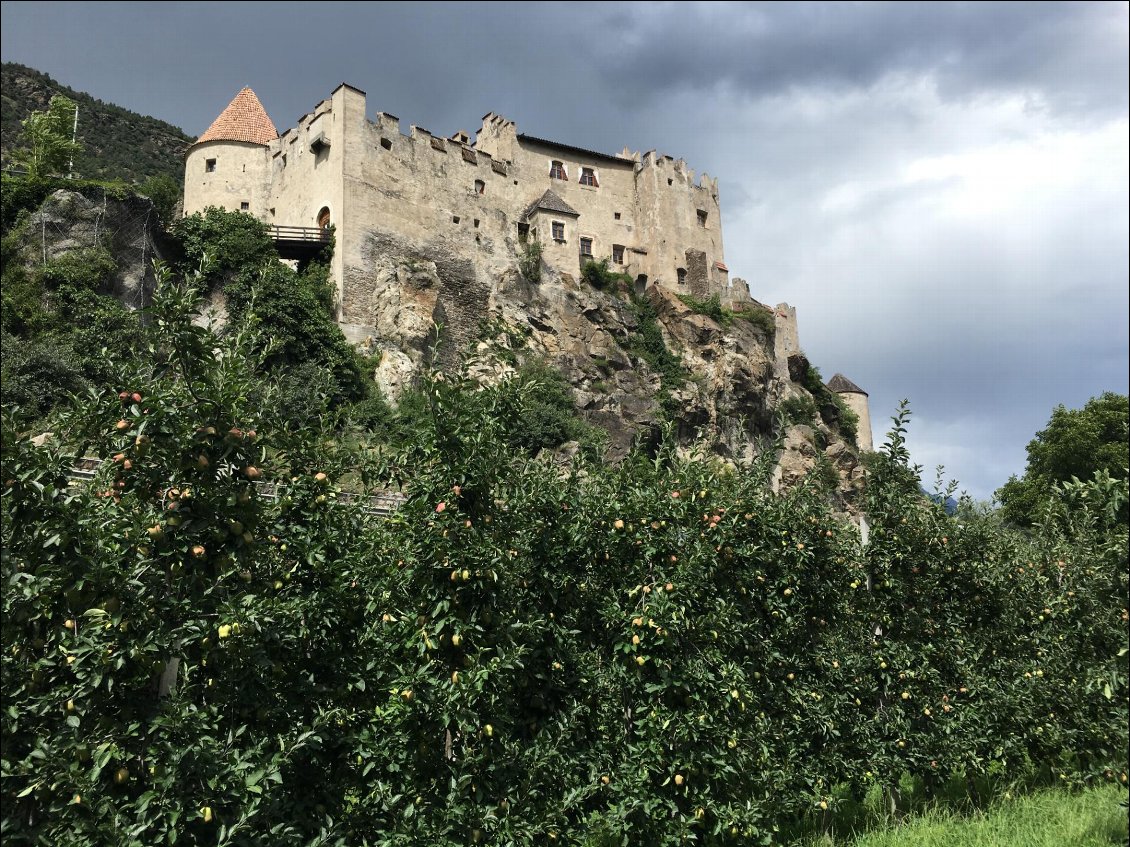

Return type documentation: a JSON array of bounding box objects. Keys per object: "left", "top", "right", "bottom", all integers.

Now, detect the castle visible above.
[{"left": 183, "top": 83, "right": 872, "bottom": 451}]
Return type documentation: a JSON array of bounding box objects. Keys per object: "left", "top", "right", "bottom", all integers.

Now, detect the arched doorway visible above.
[{"left": 317, "top": 206, "right": 331, "bottom": 232}]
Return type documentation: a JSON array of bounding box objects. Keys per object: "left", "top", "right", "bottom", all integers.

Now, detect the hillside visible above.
[{"left": 0, "top": 62, "right": 192, "bottom": 184}]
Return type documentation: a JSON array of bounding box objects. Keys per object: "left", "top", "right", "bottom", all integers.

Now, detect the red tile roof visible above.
[{"left": 196, "top": 88, "right": 278, "bottom": 146}]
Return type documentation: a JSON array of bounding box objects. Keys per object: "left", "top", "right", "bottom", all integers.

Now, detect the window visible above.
[
  {"left": 317, "top": 207, "right": 331, "bottom": 231},
  {"left": 550, "top": 160, "right": 567, "bottom": 180},
  {"left": 380, "top": 137, "right": 393, "bottom": 150},
  {"left": 452, "top": 216, "right": 460, "bottom": 224},
  {"left": 614, "top": 212, "right": 621, "bottom": 220},
  {"left": 552, "top": 221, "right": 565, "bottom": 241},
  {"left": 205, "top": 158, "right": 217, "bottom": 173},
  {"left": 612, "top": 244, "right": 625, "bottom": 265},
  {"left": 579, "top": 167, "right": 598, "bottom": 187},
  {"left": 580, "top": 237, "right": 593, "bottom": 257},
  {"left": 677, "top": 267, "right": 687, "bottom": 285},
  {"left": 474, "top": 179, "right": 485, "bottom": 195},
  {"left": 517, "top": 223, "right": 530, "bottom": 243},
  {"left": 240, "top": 201, "right": 250, "bottom": 211},
  {"left": 697, "top": 209, "right": 708, "bottom": 227},
  {"left": 667, "top": 178, "right": 673, "bottom": 186}
]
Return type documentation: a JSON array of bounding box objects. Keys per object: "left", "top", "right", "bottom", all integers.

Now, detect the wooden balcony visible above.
[{"left": 269, "top": 225, "right": 330, "bottom": 261}]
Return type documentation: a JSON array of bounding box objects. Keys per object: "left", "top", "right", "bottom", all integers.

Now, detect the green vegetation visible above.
[
  {"left": 677, "top": 293, "right": 776, "bottom": 338},
  {"left": 798, "top": 359, "right": 860, "bottom": 445},
  {"left": 804, "top": 784, "right": 1129, "bottom": 847},
  {"left": 138, "top": 173, "right": 182, "bottom": 223},
  {"left": 2, "top": 62, "right": 193, "bottom": 184},
  {"left": 781, "top": 394, "right": 820, "bottom": 428},
  {"left": 517, "top": 240, "right": 543, "bottom": 282},
  {"left": 174, "top": 207, "right": 368, "bottom": 411},
  {"left": 508, "top": 360, "right": 605, "bottom": 458},
  {"left": 581, "top": 257, "right": 634, "bottom": 291},
  {"left": 8, "top": 94, "right": 81, "bottom": 179},
  {"left": 623, "top": 292, "right": 689, "bottom": 414},
  {"left": 996, "top": 392, "right": 1129, "bottom": 527}
]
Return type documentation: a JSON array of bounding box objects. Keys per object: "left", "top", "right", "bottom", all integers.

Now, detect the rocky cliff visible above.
[{"left": 348, "top": 240, "right": 865, "bottom": 512}]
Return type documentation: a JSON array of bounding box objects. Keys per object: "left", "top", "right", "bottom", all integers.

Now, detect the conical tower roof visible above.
[
  {"left": 827, "top": 373, "right": 868, "bottom": 396},
  {"left": 195, "top": 87, "right": 278, "bottom": 146}
]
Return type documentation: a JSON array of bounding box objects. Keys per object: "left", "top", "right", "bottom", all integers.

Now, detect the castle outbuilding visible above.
[{"left": 827, "top": 373, "right": 873, "bottom": 452}]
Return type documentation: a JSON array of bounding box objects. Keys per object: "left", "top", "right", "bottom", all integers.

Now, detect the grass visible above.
[{"left": 800, "top": 784, "right": 1129, "bottom": 847}]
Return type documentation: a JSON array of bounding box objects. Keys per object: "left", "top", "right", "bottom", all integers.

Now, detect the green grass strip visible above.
[{"left": 809, "top": 785, "right": 1129, "bottom": 847}]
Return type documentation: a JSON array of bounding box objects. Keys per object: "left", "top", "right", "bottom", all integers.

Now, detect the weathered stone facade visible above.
[{"left": 184, "top": 85, "right": 736, "bottom": 326}]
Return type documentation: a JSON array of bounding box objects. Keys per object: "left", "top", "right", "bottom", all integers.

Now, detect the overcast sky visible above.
[{"left": 3, "top": 1, "right": 1127, "bottom": 500}]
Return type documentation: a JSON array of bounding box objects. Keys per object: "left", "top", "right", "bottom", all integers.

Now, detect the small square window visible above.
[
  {"left": 380, "top": 137, "right": 393, "bottom": 150},
  {"left": 614, "top": 212, "right": 621, "bottom": 220},
  {"left": 205, "top": 158, "right": 217, "bottom": 173},
  {"left": 697, "top": 209, "right": 708, "bottom": 227},
  {"left": 473, "top": 219, "right": 480, "bottom": 228},
  {"left": 474, "top": 179, "right": 485, "bottom": 194},
  {"left": 452, "top": 216, "right": 460, "bottom": 224},
  {"left": 580, "top": 237, "right": 593, "bottom": 257},
  {"left": 552, "top": 221, "right": 565, "bottom": 241},
  {"left": 240, "top": 202, "right": 250, "bottom": 211},
  {"left": 612, "top": 244, "right": 625, "bottom": 264},
  {"left": 667, "top": 178, "right": 673, "bottom": 186}
]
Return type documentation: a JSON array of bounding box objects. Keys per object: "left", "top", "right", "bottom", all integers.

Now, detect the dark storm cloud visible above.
[{"left": 586, "top": 2, "right": 1128, "bottom": 118}]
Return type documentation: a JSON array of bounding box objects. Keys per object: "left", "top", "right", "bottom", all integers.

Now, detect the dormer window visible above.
[
  {"left": 549, "top": 160, "right": 567, "bottom": 180},
  {"left": 579, "top": 167, "right": 598, "bottom": 187}
]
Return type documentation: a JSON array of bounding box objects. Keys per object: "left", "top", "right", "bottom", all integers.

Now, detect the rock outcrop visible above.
[
  {"left": 344, "top": 230, "right": 865, "bottom": 512},
  {"left": 21, "top": 188, "right": 173, "bottom": 308}
]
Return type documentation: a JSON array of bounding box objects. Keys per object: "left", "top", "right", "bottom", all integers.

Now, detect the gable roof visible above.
[
  {"left": 523, "top": 189, "right": 579, "bottom": 220},
  {"left": 827, "top": 373, "right": 868, "bottom": 395},
  {"left": 518, "top": 133, "right": 633, "bottom": 166},
  {"left": 196, "top": 87, "right": 278, "bottom": 146}
]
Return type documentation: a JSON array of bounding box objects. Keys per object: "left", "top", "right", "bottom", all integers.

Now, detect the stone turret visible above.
[
  {"left": 183, "top": 87, "right": 277, "bottom": 219},
  {"left": 827, "top": 373, "right": 873, "bottom": 452}
]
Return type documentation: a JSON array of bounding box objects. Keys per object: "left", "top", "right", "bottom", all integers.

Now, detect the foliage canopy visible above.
[{"left": 996, "top": 392, "right": 1129, "bottom": 526}]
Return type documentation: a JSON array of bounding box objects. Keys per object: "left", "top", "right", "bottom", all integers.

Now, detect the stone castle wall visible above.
[{"left": 185, "top": 85, "right": 732, "bottom": 321}]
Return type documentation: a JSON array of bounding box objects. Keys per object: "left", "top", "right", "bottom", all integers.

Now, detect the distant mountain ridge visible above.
[{"left": 1, "top": 63, "right": 192, "bottom": 184}]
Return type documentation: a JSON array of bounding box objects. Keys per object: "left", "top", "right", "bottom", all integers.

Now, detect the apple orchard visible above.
[{"left": 2, "top": 273, "right": 1127, "bottom": 846}]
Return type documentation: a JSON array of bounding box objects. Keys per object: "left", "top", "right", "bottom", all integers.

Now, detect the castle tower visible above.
[
  {"left": 827, "top": 373, "right": 873, "bottom": 452},
  {"left": 183, "top": 87, "right": 277, "bottom": 219}
]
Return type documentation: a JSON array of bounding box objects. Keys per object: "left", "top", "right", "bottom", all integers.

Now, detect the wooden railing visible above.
[{"left": 267, "top": 225, "right": 329, "bottom": 243}]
